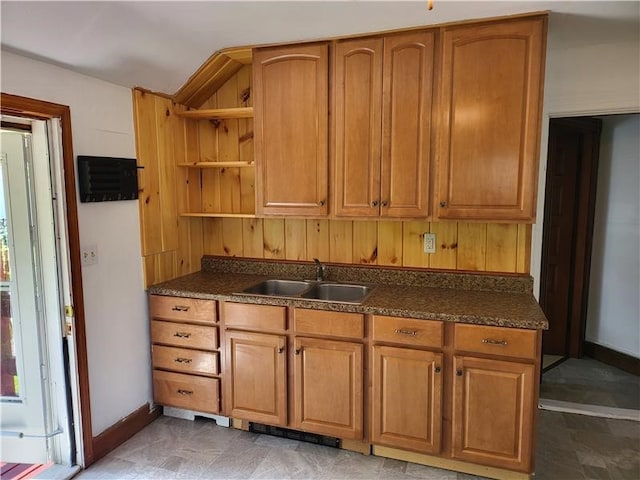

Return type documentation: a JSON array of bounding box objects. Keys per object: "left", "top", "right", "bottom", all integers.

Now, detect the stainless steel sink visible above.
[
  {"left": 300, "top": 283, "right": 375, "bottom": 303},
  {"left": 237, "top": 279, "right": 376, "bottom": 304},
  {"left": 240, "top": 279, "right": 313, "bottom": 297}
]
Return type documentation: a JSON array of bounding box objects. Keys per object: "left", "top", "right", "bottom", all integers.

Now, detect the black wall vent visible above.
[{"left": 77, "top": 156, "right": 139, "bottom": 203}]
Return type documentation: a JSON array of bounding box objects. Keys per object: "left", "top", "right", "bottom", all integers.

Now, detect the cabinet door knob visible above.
[
  {"left": 456, "top": 369, "right": 463, "bottom": 376},
  {"left": 439, "top": 201, "right": 447, "bottom": 208},
  {"left": 277, "top": 346, "right": 285, "bottom": 354},
  {"left": 434, "top": 366, "right": 441, "bottom": 374},
  {"left": 381, "top": 200, "right": 388, "bottom": 207},
  {"left": 371, "top": 200, "right": 378, "bottom": 207},
  {"left": 295, "top": 349, "right": 301, "bottom": 355},
  {"left": 318, "top": 200, "right": 325, "bottom": 206}
]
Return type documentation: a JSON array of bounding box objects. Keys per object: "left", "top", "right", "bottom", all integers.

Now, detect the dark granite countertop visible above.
[{"left": 148, "top": 263, "right": 548, "bottom": 330}]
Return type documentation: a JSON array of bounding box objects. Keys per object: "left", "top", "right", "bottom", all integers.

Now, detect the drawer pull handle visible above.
[
  {"left": 177, "top": 389, "right": 193, "bottom": 396},
  {"left": 434, "top": 366, "right": 441, "bottom": 374},
  {"left": 482, "top": 338, "right": 508, "bottom": 346},
  {"left": 173, "top": 332, "right": 191, "bottom": 338},
  {"left": 395, "top": 328, "right": 417, "bottom": 336},
  {"left": 174, "top": 357, "right": 192, "bottom": 364},
  {"left": 172, "top": 305, "right": 190, "bottom": 312}
]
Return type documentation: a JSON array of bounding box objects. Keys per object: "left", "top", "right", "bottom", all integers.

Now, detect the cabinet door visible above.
[
  {"left": 254, "top": 43, "right": 329, "bottom": 216},
  {"left": 381, "top": 31, "right": 434, "bottom": 218},
  {"left": 293, "top": 337, "right": 363, "bottom": 439},
  {"left": 372, "top": 346, "right": 442, "bottom": 454},
  {"left": 333, "top": 37, "right": 383, "bottom": 217},
  {"left": 452, "top": 355, "right": 535, "bottom": 472},
  {"left": 436, "top": 17, "right": 546, "bottom": 221},
  {"left": 225, "top": 330, "right": 287, "bottom": 426}
]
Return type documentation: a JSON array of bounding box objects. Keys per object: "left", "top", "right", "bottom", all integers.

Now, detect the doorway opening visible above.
[{"left": 539, "top": 113, "right": 639, "bottom": 415}]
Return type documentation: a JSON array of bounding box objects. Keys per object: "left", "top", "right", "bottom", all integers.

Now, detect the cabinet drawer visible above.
[
  {"left": 294, "top": 309, "right": 364, "bottom": 339},
  {"left": 152, "top": 345, "right": 219, "bottom": 376},
  {"left": 153, "top": 370, "right": 220, "bottom": 414},
  {"left": 151, "top": 320, "right": 218, "bottom": 350},
  {"left": 372, "top": 316, "right": 443, "bottom": 348},
  {"left": 454, "top": 324, "right": 537, "bottom": 360},
  {"left": 149, "top": 295, "right": 216, "bottom": 324},
  {"left": 222, "top": 302, "right": 287, "bottom": 332}
]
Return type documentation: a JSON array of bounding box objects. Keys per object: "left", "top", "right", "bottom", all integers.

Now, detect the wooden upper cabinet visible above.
[
  {"left": 254, "top": 43, "right": 329, "bottom": 216},
  {"left": 333, "top": 37, "right": 383, "bottom": 217},
  {"left": 333, "top": 31, "right": 434, "bottom": 218},
  {"left": 435, "top": 17, "right": 546, "bottom": 222},
  {"left": 381, "top": 31, "right": 434, "bottom": 218}
]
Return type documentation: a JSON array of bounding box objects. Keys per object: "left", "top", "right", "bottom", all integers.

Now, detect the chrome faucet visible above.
[{"left": 313, "top": 258, "right": 327, "bottom": 282}]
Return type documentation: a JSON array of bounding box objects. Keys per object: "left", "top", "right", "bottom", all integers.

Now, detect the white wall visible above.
[
  {"left": 585, "top": 115, "right": 640, "bottom": 358},
  {"left": 529, "top": 14, "right": 639, "bottom": 357},
  {"left": 1, "top": 51, "right": 151, "bottom": 435},
  {"left": 531, "top": 15, "right": 640, "bottom": 293}
]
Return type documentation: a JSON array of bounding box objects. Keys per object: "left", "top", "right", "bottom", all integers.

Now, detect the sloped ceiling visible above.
[{"left": 1, "top": 1, "right": 638, "bottom": 96}]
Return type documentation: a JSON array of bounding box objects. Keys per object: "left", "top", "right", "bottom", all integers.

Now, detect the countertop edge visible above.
[{"left": 148, "top": 279, "right": 549, "bottom": 331}]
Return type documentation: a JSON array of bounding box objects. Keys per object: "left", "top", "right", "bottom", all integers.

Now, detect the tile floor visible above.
[
  {"left": 76, "top": 410, "right": 640, "bottom": 480},
  {"left": 540, "top": 357, "right": 640, "bottom": 410}
]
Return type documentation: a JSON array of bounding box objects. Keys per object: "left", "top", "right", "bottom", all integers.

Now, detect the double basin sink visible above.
[{"left": 237, "top": 279, "right": 376, "bottom": 304}]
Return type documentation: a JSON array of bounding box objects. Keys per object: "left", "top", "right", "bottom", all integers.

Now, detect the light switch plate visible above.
[
  {"left": 423, "top": 233, "right": 436, "bottom": 254},
  {"left": 81, "top": 244, "right": 99, "bottom": 266}
]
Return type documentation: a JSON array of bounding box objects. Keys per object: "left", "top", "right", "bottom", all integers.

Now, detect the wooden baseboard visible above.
[
  {"left": 341, "top": 438, "right": 371, "bottom": 455},
  {"left": 91, "top": 403, "right": 162, "bottom": 464},
  {"left": 583, "top": 341, "right": 640, "bottom": 376},
  {"left": 373, "top": 445, "right": 531, "bottom": 480}
]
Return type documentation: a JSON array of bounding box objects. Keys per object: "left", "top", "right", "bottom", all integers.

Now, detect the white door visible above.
[
  {"left": 0, "top": 124, "right": 73, "bottom": 464},
  {"left": 0, "top": 129, "right": 49, "bottom": 462}
]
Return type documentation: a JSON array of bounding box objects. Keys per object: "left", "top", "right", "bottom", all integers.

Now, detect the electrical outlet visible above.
[
  {"left": 81, "top": 244, "right": 99, "bottom": 266},
  {"left": 423, "top": 233, "right": 436, "bottom": 254}
]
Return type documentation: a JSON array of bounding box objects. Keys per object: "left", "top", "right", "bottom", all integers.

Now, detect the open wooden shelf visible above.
[
  {"left": 178, "top": 161, "right": 254, "bottom": 168},
  {"left": 180, "top": 212, "right": 257, "bottom": 219},
  {"left": 174, "top": 107, "right": 253, "bottom": 120}
]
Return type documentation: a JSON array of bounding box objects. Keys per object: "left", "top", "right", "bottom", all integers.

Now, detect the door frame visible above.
[
  {"left": 0, "top": 93, "right": 94, "bottom": 464},
  {"left": 539, "top": 117, "right": 601, "bottom": 358}
]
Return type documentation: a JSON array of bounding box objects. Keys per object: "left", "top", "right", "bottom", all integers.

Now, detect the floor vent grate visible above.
[{"left": 248, "top": 422, "right": 341, "bottom": 448}]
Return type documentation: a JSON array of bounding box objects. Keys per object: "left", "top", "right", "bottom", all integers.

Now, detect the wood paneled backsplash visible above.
[
  {"left": 202, "top": 218, "right": 531, "bottom": 272},
  {"left": 133, "top": 66, "right": 531, "bottom": 288}
]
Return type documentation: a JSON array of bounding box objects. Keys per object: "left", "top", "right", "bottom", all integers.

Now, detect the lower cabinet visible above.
[
  {"left": 371, "top": 316, "right": 540, "bottom": 476},
  {"left": 372, "top": 345, "right": 442, "bottom": 453},
  {"left": 150, "top": 295, "right": 541, "bottom": 476},
  {"left": 225, "top": 329, "right": 287, "bottom": 426},
  {"left": 153, "top": 370, "right": 220, "bottom": 414},
  {"left": 149, "top": 295, "right": 220, "bottom": 414},
  {"left": 222, "top": 303, "right": 365, "bottom": 440},
  {"left": 293, "top": 337, "right": 363, "bottom": 439},
  {"left": 452, "top": 355, "right": 535, "bottom": 472}
]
